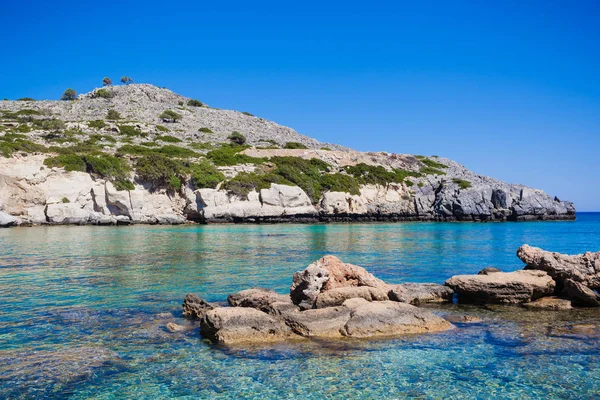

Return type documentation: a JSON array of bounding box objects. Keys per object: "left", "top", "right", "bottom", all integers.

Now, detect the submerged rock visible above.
[
  {"left": 387, "top": 283, "right": 454, "bottom": 305},
  {"left": 445, "top": 270, "right": 555, "bottom": 304},
  {"left": 182, "top": 294, "right": 214, "bottom": 319},
  {"left": 517, "top": 244, "right": 600, "bottom": 289},
  {"left": 522, "top": 296, "right": 573, "bottom": 310},
  {"left": 200, "top": 307, "right": 294, "bottom": 344}
]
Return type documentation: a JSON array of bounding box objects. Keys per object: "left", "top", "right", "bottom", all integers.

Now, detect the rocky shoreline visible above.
[{"left": 176, "top": 245, "right": 599, "bottom": 345}]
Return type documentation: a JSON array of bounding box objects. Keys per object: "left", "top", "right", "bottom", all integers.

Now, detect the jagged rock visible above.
[
  {"left": 478, "top": 267, "right": 502, "bottom": 275},
  {"left": 200, "top": 307, "right": 294, "bottom": 344},
  {"left": 227, "top": 288, "right": 294, "bottom": 314},
  {"left": 561, "top": 279, "right": 600, "bottom": 307},
  {"left": 445, "top": 270, "right": 556, "bottom": 304},
  {"left": 522, "top": 297, "right": 573, "bottom": 310},
  {"left": 387, "top": 283, "right": 454, "bottom": 305},
  {"left": 283, "top": 306, "right": 351, "bottom": 338},
  {"left": 340, "top": 298, "right": 454, "bottom": 338},
  {"left": 517, "top": 244, "right": 600, "bottom": 289},
  {"left": 290, "top": 255, "right": 387, "bottom": 310},
  {"left": 0, "top": 211, "right": 18, "bottom": 227},
  {"left": 182, "top": 294, "right": 214, "bottom": 319},
  {"left": 314, "top": 286, "right": 388, "bottom": 308},
  {"left": 46, "top": 203, "right": 90, "bottom": 224}
]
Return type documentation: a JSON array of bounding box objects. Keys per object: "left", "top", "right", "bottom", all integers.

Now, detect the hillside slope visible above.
[{"left": 0, "top": 84, "right": 575, "bottom": 226}]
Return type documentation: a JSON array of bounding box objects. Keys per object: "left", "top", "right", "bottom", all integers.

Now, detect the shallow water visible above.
[{"left": 1, "top": 213, "right": 599, "bottom": 399}]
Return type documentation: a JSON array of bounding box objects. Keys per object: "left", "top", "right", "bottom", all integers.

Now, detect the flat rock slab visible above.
[
  {"left": 200, "top": 307, "right": 294, "bottom": 345},
  {"left": 284, "top": 307, "right": 352, "bottom": 338},
  {"left": 388, "top": 283, "right": 454, "bottom": 305},
  {"left": 315, "top": 286, "right": 388, "bottom": 308},
  {"left": 517, "top": 244, "right": 600, "bottom": 289},
  {"left": 445, "top": 270, "right": 555, "bottom": 304},
  {"left": 340, "top": 298, "right": 454, "bottom": 338},
  {"left": 522, "top": 296, "right": 573, "bottom": 310},
  {"left": 227, "top": 288, "right": 295, "bottom": 314}
]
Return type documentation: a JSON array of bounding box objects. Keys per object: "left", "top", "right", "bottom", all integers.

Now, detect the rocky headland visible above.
[
  {"left": 180, "top": 246, "right": 600, "bottom": 345},
  {"left": 0, "top": 84, "right": 575, "bottom": 227}
]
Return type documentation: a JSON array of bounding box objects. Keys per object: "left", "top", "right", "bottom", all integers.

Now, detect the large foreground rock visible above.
[
  {"left": 283, "top": 307, "right": 352, "bottom": 338},
  {"left": 200, "top": 307, "right": 294, "bottom": 344},
  {"left": 340, "top": 298, "right": 454, "bottom": 337},
  {"left": 517, "top": 244, "right": 600, "bottom": 289},
  {"left": 182, "top": 294, "right": 214, "bottom": 319},
  {"left": 445, "top": 270, "right": 555, "bottom": 304},
  {"left": 388, "top": 283, "right": 454, "bottom": 305},
  {"left": 0, "top": 211, "right": 19, "bottom": 227},
  {"left": 290, "top": 255, "right": 387, "bottom": 310},
  {"left": 562, "top": 279, "right": 600, "bottom": 307}
]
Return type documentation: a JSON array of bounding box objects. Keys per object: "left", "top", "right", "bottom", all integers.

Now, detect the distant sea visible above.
[{"left": 1, "top": 213, "right": 599, "bottom": 398}]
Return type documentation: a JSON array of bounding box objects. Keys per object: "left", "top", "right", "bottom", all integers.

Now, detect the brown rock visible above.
[
  {"left": 388, "top": 283, "right": 454, "bottom": 305},
  {"left": 283, "top": 307, "right": 351, "bottom": 338},
  {"left": 200, "top": 307, "right": 295, "bottom": 345},
  {"left": 517, "top": 244, "right": 600, "bottom": 289},
  {"left": 166, "top": 322, "right": 187, "bottom": 332},
  {"left": 562, "top": 279, "right": 600, "bottom": 307},
  {"left": 182, "top": 294, "right": 214, "bottom": 319},
  {"left": 290, "top": 255, "right": 387, "bottom": 310},
  {"left": 522, "top": 296, "right": 572, "bottom": 310},
  {"left": 315, "top": 286, "right": 388, "bottom": 308},
  {"left": 444, "top": 315, "right": 483, "bottom": 323},
  {"left": 227, "top": 288, "right": 294, "bottom": 314},
  {"left": 340, "top": 298, "right": 454, "bottom": 338},
  {"left": 445, "top": 270, "right": 555, "bottom": 304}
]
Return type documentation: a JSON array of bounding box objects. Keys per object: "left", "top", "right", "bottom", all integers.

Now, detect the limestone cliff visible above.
[{"left": 0, "top": 84, "right": 575, "bottom": 226}]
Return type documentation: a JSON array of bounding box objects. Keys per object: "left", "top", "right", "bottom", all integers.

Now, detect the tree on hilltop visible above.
[
  {"left": 120, "top": 76, "right": 134, "bottom": 85},
  {"left": 102, "top": 77, "right": 113, "bottom": 86},
  {"left": 61, "top": 88, "right": 77, "bottom": 101}
]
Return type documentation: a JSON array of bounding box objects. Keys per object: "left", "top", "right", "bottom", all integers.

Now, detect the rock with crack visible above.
[
  {"left": 517, "top": 244, "right": 600, "bottom": 289},
  {"left": 283, "top": 306, "right": 352, "bottom": 338},
  {"left": 315, "top": 286, "right": 388, "bottom": 308},
  {"left": 561, "top": 279, "right": 600, "bottom": 307},
  {"left": 200, "top": 307, "right": 295, "bottom": 344},
  {"left": 340, "top": 298, "right": 454, "bottom": 338},
  {"left": 387, "top": 283, "right": 454, "bottom": 305},
  {"left": 227, "top": 288, "right": 298, "bottom": 315},
  {"left": 445, "top": 270, "right": 556, "bottom": 304}
]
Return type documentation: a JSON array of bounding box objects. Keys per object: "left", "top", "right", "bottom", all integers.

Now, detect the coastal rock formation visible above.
[
  {"left": 314, "top": 286, "right": 389, "bottom": 308},
  {"left": 200, "top": 307, "right": 295, "bottom": 344},
  {"left": 445, "top": 270, "right": 555, "bottom": 304},
  {"left": 0, "top": 84, "right": 575, "bottom": 226},
  {"left": 340, "top": 298, "right": 453, "bottom": 338},
  {"left": 0, "top": 211, "right": 18, "bottom": 227},
  {"left": 227, "top": 288, "right": 297, "bottom": 315},
  {"left": 517, "top": 245, "right": 600, "bottom": 289},
  {"left": 283, "top": 306, "right": 352, "bottom": 338},
  {"left": 290, "top": 255, "right": 387, "bottom": 310},
  {"left": 182, "top": 294, "right": 214, "bottom": 319},
  {"left": 387, "top": 283, "right": 454, "bottom": 305},
  {"left": 561, "top": 279, "right": 600, "bottom": 307}
]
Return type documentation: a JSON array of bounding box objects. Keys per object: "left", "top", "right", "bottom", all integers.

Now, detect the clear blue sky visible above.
[{"left": 2, "top": 1, "right": 599, "bottom": 210}]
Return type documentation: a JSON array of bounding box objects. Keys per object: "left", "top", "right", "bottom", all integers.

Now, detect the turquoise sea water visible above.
[{"left": 1, "top": 213, "right": 600, "bottom": 399}]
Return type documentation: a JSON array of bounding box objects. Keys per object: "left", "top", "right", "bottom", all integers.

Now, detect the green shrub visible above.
[
  {"left": 118, "top": 125, "right": 145, "bottom": 137},
  {"left": 87, "top": 134, "right": 116, "bottom": 144},
  {"left": 189, "top": 161, "right": 225, "bottom": 189},
  {"left": 156, "top": 125, "right": 169, "bottom": 132},
  {"left": 198, "top": 127, "right": 213, "bottom": 133},
  {"left": 114, "top": 180, "right": 135, "bottom": 191},
  {"left": 32, "top": 118, "right": 65, "bottom": 131},
  {"left": 420, "top": 166, "right": 446, "bottom": 176},
  {"left": 16, "top": 124, "right": 31, "bottom": 133},
  {"left": 62, "top": 197, "right": 70, "bottom": 203},
  {"left": 187, "top": 99, "right": 203, "bottom": 107},
  {"left": 140, "top": 141, "right": 159, "bottom": 147},
  {"left": 420, "top": 158, "right": 448, "bottom": 169},
  {"left": 241, "top": 111, "right": 254, "bottom": 116},
  {"left": 159, "top": 109, "right": 182, "bottom": 122},
  {"left": 106, "top": 109, "right": 121, "bottom": 120},
  {"left": 320, "top": 173, "right": 360, "bottom": 196},
  {"left": 345, "top": 163, "right": 421, "bottom": 185},
  {"left": 17, "top": 97, "right": 35, "bottom": 101},
  {"left": 207, "top": 144, "right": 263, "bottom": 166},
  {"left": 189, "top": 142, "right": 214, "bottom": 150},
  {"left": 0, "top": 136, "right": 48, "bottom": 157},
  {"left": 222, "top": 172, "right": 289, "bottom": 199},
  {"left": 93, "top": 88, "right": 114, "bottom": 99},
  {"left": 320, "top": 147, "right": 332, "bottom": 151},
  {"left": 85, "top": 154, "right": 131, "bottom": 180},
  {"left": 88, "top": 120, "right": 106, "bottom": 129},
  {"left": 417, "top": 181, "right": 424, "bottom": 188},
  {"left": 284, "top": 142, "right": 308, "bottom": 149},
  {"left": 134, "top": 154, "right": 185, "bottom": 190},
  {"left": 117, "top": 144, "right": 154, "bottom": 156},
  {"left": 155, "top": 135, "right": 182, "bottom": 143},
  {"left": 15, "top": 109, "right": 41, "bottom": 116},
  {"left": 228, "top": 131, "right": 246, "bottom": 145},
  {"left": 158, "top": 145, "right": 198, "bottom": 158},
  {"left": 452, "top": 178, "right": 472, "bottom": 189},
  {"left": 44, "top": 154, "right": 86, "bottom": 171},
  {"left": 117, "top": 144, "right": 198, "bottom": 158}
]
